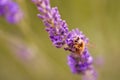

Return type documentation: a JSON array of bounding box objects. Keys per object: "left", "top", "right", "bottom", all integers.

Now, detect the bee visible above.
[{"left": 73, "top": 37, "right": 85, "bottom": 55}]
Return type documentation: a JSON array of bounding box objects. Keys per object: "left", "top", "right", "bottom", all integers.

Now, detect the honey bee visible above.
[{"left": 73, "top": 37, "right": 85, "bottom": 55}]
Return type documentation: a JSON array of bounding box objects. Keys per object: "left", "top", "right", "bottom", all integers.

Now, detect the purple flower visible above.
[
  {"left": 32, "top": 0, "right": 69, "bottom": 48},
  {"left": 32, "top": 0, "right": 97, "bottom": 80},
  {"left": 65, "top": 28, "right": 89, "bottom": 54},
  {"left": 0, "top": 0, "right": 9, "bottom": 6},
  {"left": 0, "top": 0, "right": 23, "bottom": 23},
  {"left": 67, "top": 48, "right": 93, "bottom": 74},
  {"left": 0, "top": 6, "right": 4, "bottom": 16}
]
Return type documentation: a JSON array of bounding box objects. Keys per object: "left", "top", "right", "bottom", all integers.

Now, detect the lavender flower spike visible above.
[
  {"left": 66, "top": 29, "right": 97, "bottom": 79},
  {"left": 32, "top": 0, "right": 97, "bottom": 80},
  {"left": 32, "top": 0, "right": 69, "bottom": 48},
  {"left": 0, "top": 0, "right": 23, "bottom": 23},
  {"left": 67, "top": 48, "right": 93, "bottom": 74}
]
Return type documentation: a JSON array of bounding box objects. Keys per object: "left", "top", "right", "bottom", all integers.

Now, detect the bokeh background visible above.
[{"left": 0, "top": 0, "right": 120, "bottom": 80}]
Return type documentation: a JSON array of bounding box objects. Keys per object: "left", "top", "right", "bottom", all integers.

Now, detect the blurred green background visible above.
[{"left": 0, "top": 0, "right": 120, "bottom": 80}]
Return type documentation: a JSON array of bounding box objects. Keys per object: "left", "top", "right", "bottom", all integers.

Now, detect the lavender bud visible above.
[
  {"left": 32, "top": 0, "right": 69, "bottom": 48},
  {"left": 67, "top": 48, "right": 93, "bottom": 74}
]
